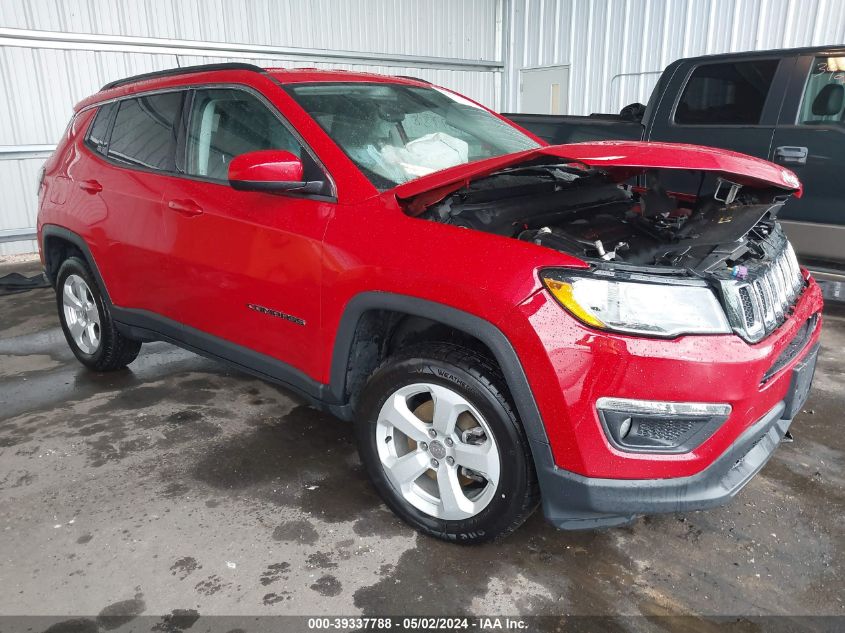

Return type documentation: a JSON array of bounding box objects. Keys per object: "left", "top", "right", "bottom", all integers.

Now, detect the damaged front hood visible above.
[{"left": 395, "top": 140, "right": 802, "bottom": 215}]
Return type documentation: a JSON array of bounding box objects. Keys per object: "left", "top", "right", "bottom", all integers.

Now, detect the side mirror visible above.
[{"left": 228, "top": 150, "right": 323, "bottom": 194}]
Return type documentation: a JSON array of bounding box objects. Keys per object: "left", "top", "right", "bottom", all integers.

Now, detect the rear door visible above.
[
  {"left": 646, "top": 56, "right": 789, "bottom": 193},
  {"left": 156, "top": 86, "right": 334, "bottom": 379},
  {"left": 82, "top": 90, "right": 188, "bottom": 319},
  {"left": 770, "top": 53, "right": 845, "bottom": 265}
]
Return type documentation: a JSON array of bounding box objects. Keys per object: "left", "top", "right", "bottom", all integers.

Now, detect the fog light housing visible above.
[{"left": 596, "top": 397, "right": 731, "bottom": 454}]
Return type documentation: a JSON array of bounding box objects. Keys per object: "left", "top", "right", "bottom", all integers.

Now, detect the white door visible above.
[{"left": 520, "top": 65, "right": 570, "bottom": 114}]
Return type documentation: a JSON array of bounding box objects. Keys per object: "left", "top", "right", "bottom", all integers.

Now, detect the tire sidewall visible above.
[
  {"left": 356, "top": 353, "right": 533, "bottom": 543},
  {"left": 56, "top": 257, "right": 109, "bottom": 367}
]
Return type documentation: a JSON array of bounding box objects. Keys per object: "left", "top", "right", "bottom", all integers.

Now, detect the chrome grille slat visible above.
[
  {"left": 755, "top": 277, "right": 775, "bottom": 329},
  {"left": 777, "top": 257, "right": 794, "bottom": 302},
  {"left": 770, "top": 266, "right": 786, "bottom": 321},
  {"left": 785, "top": 243, "right": 804, "bottom": 295},
  {"left": 719, "top": 240, "right": 806, "bottom": 343}
]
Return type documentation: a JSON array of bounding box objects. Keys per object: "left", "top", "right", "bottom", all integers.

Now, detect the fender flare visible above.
[
  {"left": 40, "top": 225, "right": 113, "bottom": 304},
  {"left": 329, "top": 291, "right": 551, "bottom": 446}
]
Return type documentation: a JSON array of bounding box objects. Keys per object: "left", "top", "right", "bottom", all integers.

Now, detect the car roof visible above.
[
  {"left": 75, "top": 63, "right": 432, "bottom": 112},
  {"left": 265, "top": 67, "right": 430, "bottom": 85}
]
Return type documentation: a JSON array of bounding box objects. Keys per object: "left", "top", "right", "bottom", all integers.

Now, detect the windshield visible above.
[{"left": 286, "top": 82, "right": 540, "bottom": 189}]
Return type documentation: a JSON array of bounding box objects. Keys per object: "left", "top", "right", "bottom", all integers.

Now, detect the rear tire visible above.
[
  {"left": 56, "top": 256, "right": 141, "bottom": 371},
  {"left": 355, "top": 342, "right": 539, "bottom": 544}
]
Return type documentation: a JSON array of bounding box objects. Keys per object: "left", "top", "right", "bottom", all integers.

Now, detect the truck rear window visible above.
[{"left": 675, "top": 60, "right": 778, "bottom": 125}]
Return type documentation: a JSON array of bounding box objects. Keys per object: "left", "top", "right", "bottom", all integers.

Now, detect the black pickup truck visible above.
[{"left": 506, "top": 46, "right": 845, "bottom": 276}]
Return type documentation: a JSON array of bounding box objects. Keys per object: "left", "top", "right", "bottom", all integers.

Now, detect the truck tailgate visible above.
[{"left": 503, "top": 113, "right": 643, "bottom": 145}]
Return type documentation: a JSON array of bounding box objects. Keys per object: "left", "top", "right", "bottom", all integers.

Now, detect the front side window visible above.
[
  {"left": 675, "top": 60, "right": 778, "bottom": 125},
  {"left": 798, "top": 56, "right": 845, "bottom": 126},
  {"left": 107, "top": 92, "right": 184, "bottom": 171},
  {"left": 185, "top": 88, "right": 306, "bottom": 181},
  {"left": 286, "top": 82, "right": 540, "bottom": 189}
]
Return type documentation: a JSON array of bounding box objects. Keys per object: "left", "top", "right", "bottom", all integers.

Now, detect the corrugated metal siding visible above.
[
  {"left": 0, "top": 0, "right": 498, "bottom": 61},
  {"left": 0, "top": 0, "right": 501, "bottom": 253},
  {"left": 3, "top": 0, "right": 845, "bottom": 254},
  {"left": 0, "top": 158, "right": 41, "bottom": 254},
  {"left": 505, "top": 0, "right": 845, "bottom": 113}
]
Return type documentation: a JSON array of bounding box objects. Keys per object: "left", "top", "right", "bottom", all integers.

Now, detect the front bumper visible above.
[
  {"left": 517, "top": 268, "right": 823, "bottom": 529},
  {"left": 535, "top": 398, "right": 791, "bottom": 529},
  {"left": 531, "top": 339, "right": 819, "bottom": 529},
  {"left": 519, "top": 274, "right": 824, "bottom": 480}
]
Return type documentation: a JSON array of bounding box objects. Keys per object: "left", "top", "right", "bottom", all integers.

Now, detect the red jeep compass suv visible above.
[{"left": 37, "top": 63, "right": 823, "bottom": 542}]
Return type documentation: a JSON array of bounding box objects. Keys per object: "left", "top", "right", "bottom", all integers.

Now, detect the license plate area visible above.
[{"left": 783, "top": 343, "right": 819, "bottom": 419}]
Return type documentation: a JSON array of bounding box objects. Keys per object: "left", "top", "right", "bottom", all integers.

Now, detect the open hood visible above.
[{"left": 395, "top": 141, "right": 802, "bottom": 215}]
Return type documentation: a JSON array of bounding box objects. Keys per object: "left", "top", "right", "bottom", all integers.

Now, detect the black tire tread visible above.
[
  {"left": 57, "top": 256, "right": 141, "bottom": 371},
  {"left": 362, "top": 341, "right": 540, "bottom": 543}
]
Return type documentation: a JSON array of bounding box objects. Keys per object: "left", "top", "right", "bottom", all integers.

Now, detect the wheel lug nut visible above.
[
  {"left": 430, "top": 458, "right": 439, "bottom": 468},
  {"left": 420, "top": 442, "right": 428, "bottom": 451},
  {"left": 445, "top": 438, "right": 454, "bottom": 447},
  {"left": 446, "top": 457, "right": 454, "bottom": 466},
  {"left": 428, "top": 429, "right": 437, "bottom": 439}
]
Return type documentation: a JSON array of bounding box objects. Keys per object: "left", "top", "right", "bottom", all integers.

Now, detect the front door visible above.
[
  {"left": 161, "top": 87, "right": 334, "bottom": 380},
  {"left": 770, "top": 53, "right": 845, "bottom": 265}
]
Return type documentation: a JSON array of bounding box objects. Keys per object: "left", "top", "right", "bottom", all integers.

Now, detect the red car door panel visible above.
[
  {"left": 161, "top": 178, "right": 331, "bottom": 379},
  {"left": 160, "top": 86, "right": 333, "bottom": 378},
  {"left": 73, "top": 91, "right": 189, "bottom": 321}
]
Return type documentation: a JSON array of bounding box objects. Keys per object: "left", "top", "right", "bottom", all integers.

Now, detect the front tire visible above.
[
  {"left": 355, "top": 343, "right": 539, "bottom": 544},
  {"left": 56, "top": 256, "right": 141, "bottom": 371}
]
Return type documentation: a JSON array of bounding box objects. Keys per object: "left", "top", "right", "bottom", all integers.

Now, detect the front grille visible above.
[{"left": 719, "top": 241, "right": 805, "bottom": 343}]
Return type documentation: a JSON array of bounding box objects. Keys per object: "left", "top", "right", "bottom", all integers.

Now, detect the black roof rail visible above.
[
  {"left": 393, "top": 75, "right": 432, "bottom": 84},
  {"left": 101, "top": 62, "right": 265, "bottom": 91}
]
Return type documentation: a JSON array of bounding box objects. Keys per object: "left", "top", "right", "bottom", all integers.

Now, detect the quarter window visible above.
[
  {"left": 107, "top": 92, "right": 184, "bottom": 172},
  {"left": 675, "top": 60, "right": 779, "bottom": 125},
  {"left": 185, "top": 88, "right": 304, "bottom": 181},
  {"left": 798, "top": 57, "right": 845, "bottom": 126},
  {"left": 85, "top": 102, "right": 117, "bottom": 156}
]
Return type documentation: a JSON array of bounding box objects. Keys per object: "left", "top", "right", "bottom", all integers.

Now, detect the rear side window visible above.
[
  {"left": 108, "top": 92, "right": 184, "bottom": 171},
  {"left": 675, "top": 60, "right": 779, "bottom": 125},
  {"left": 85, "top": 102, "right": 117, "bottom": 155},
  {"left": 798, "top": 56, "right": 845, "bottom": 126}
]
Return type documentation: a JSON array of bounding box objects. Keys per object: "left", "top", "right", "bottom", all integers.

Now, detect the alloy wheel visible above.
[
  {"left": 62, "top": 274, "right": 101, "bottom": 354},
  {"left": 375, "top": 382, "right": 501, "bottom": 520}
]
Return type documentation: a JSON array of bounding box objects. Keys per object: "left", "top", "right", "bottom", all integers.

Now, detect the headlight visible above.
[{"left": 541, "top": 269, "right": 731, "bottom": 337}]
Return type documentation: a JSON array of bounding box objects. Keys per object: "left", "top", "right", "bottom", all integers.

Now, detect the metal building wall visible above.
[
  {"left": 0, "top": 0, "right": 503, "bottom": 254},
  {"left": 504, "top": 0, "right": 845, "bottom": 114},
  {"left": 5, "top": 0, "right": 845, "bottom": 254}
]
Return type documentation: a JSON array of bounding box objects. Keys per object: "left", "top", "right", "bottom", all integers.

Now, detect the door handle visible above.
[
  {"left": 167, "top": 199, "right": 204, "bottom": 216},
  {"left": 78, "top": 179, "right": 102, "bottom": 194},
  {"left": 775, "top": 146, "right": 808, "bottom": 165}
]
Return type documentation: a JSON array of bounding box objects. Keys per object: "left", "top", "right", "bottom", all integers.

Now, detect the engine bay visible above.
[{"left": 416, "top": 161, "right": 790, "bottom": 275}]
